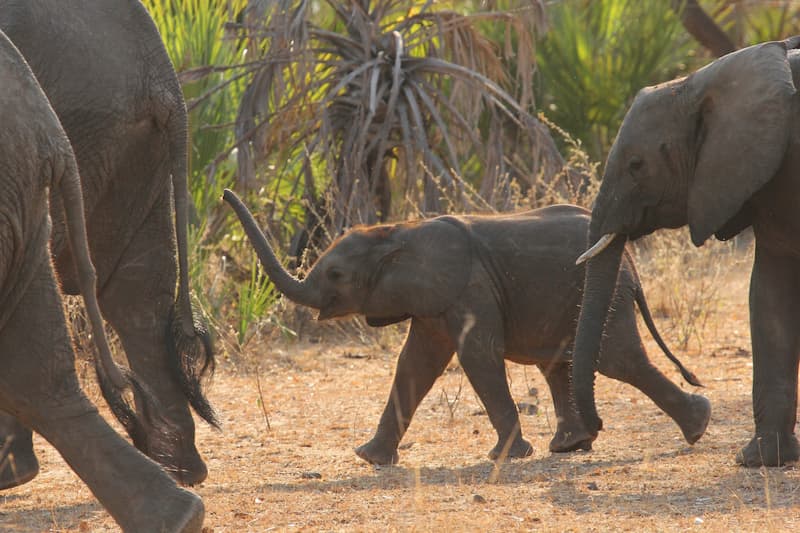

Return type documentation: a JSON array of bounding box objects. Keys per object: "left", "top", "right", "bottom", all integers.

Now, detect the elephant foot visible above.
[
  {"left": 137, "top": 427, "right": 208, "bottom": 486},
  {"left": 549, "top": 426, "right": 595, "bottom": 453},
  {"left": 133, "top": 488, "right": 204, "bottom": 533},
  {"left": 488, "top": 436, "right": 533, "bottom": 461},
  {"left": 0, "top": 434, "right": 39, "bottom": 490},
  {"left": 678, "top": 394, "right": 712, "bottom": 445},
  {"left": 169, "top": 450, "right": 209, "bottom": 487},
  {"left": 170, "top": 490, "right": 205, "bottom": 533},
  {"left": 355, "top": 439, "right": 399, "bottom": 466},
  {"left": 736, "top": 433, "right": 800, "bottom": 467}
]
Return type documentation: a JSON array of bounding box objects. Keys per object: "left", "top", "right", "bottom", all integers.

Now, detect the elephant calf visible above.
[{"left": 225, "top": 191, "right": 710, "bottom": 465}]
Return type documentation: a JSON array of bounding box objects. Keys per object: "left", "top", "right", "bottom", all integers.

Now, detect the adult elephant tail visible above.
[
  {"left": 161, "top": 40, "right": 219, "bottom": 429},
  {"left": 572, "top": 230, "right": 627, "bottom": 435},
  {"left": 632, "top": 268, "right": 703, "bottom": 387},
  {"left": 59, "top": 148, "right": 175, "bottom": 448}
]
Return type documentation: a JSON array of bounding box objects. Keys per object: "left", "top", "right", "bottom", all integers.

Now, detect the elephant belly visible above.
[
  {"left": 504, "top": 344, "right": 574, "bottom": 366},
  {"left": 503, "top": 305, "right": 579, "bottom": 366},
  {"left": 501, "top": 286, "right": 581, "bottom": 365}
]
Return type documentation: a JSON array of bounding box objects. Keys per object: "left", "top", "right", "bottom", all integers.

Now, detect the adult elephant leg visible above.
[
  {"left": 0, "top": 411, "right": 38, "bottom": 489},
  {"left": 98, "top": 192, "right": 207, "bottom": 485},
  {"left": 599, "top": 292, "right": 711, "bottom": 445},
  {"left": 457, "top": 321, "right": 532, "bottom": 460},
  {"left": 355, "top": 318, "right": 454, "bottom": 465},
  {"left": 0, "top": 261, "right": 203, "bottom": 532},
  {"left": 737, "top": 245, "right": 800, "bottom": 467},
  {"left": 536, "top": 362, "right": 595, "bottom": 452}
]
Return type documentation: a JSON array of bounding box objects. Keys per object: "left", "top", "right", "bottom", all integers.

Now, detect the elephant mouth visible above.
[
  {"left": 595, "top": 206, "right": 645, "bottom": 242},
  {"left": 625, "top": 206, "right": 655, "bottom": 241},
  {"left": 316, "top": 299, "right": 354, "bottom": 321}
]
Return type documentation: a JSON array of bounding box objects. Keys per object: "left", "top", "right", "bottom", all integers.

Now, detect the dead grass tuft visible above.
[{"left": 632, "top": 228, "right": 754, "bottom": 352}]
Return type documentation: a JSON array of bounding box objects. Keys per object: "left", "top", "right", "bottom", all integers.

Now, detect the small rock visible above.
[
  {"left": 517, "top": 402, "right": 538, "bottom": 415},
  {"left": 694, "top": 517, "right": 704, "bottom": 525},
  {"left": 528, "top": 387, "right": 539, "bottom": 397},
  {"left": 472, "top": 494, "right": 487, "bottom": 504},
  {"left": 587, "top": 482, "right": 599, "bottom": 491},
  {"left": 300, "top": 471, "right": 322, "bottom": 479}
]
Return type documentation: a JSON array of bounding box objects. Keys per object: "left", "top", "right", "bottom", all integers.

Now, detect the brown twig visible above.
[{"left": 255, "top": 367, "right": 272, "bottom": 431}]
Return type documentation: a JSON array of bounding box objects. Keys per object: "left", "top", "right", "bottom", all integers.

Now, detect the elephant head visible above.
[
  {"left": 223, "top": 190, "right": 471, "bottom": 324},
  {"left": 572, "top": 38, "right": 800, "bottom": 434}
]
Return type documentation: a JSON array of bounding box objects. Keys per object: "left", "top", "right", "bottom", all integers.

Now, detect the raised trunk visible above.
[
  {"left": 572, "top": 228, "right": 627, "bottom": 435},
  {"left": 223, "top": 190, "right": 322, "bottom": 308}
]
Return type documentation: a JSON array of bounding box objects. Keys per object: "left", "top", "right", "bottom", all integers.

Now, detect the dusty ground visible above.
[{"left": 1, "top": 255, "right": 798, "bottom": 532}]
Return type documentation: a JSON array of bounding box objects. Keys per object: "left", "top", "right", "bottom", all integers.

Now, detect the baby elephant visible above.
[{"left": 224, "top": 191, "right": 710, "bottom": 464}]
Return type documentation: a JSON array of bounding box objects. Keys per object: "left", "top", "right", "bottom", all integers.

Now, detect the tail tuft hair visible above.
[
  {"left": 94, "top": 360, "right": 179, "bottom": 452},
  {"left": 167, "top": 301, "right": 219, "bottom": 428}
]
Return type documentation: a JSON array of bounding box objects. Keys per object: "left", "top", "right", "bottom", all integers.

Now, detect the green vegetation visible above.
[
  {"left": 141, "top": 0, "right": 800, "bottom": 347},
  {"left": 144, "top": 0, "right": 256, "bottom": 345},
  {"left": 535, "top": 0, "right": 691, "bottom": 161},
  {"left": 232, "top": 0, "right": 560, "bottom": 252}
]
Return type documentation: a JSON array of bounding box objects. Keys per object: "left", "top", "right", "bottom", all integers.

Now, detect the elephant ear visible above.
[
  {"left": 687, "top": 40, "right": 797, "bottom": 246},
  {"left": 363, "top": 217, "right": 471, "bottom": 319}
]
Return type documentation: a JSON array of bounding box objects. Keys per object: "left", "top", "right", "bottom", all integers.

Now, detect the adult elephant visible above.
[
  {"left": 0, "top": 29, "right": 203, "bottom": 531},
  {"left": 572, "top": 37, "right": 800, "bottom": 467},
  {"left": 0, "top": 0, "right": 216, "bottom": 488}
]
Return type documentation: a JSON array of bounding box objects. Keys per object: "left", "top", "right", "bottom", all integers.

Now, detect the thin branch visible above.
[{"left": 671, "top": 0, "right": 736, "bottom": 57}]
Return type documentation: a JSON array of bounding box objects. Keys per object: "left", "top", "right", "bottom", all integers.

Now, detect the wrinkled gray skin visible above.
[
  {"left": 224, "top": 190, "right": 710, "bottom": 465},
  {"left": 573, "top": 37, "right": 800, "bottom": 467},
  {"left": 0, "top": 0, "right": 216, "bottom": 489},
  {"left": 0, "top": 30, "right": 203, "bottom": 532}
]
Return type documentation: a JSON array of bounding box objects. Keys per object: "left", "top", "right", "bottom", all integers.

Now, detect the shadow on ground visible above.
[{"left": 0, "top": 501, "right": 102, "bottom": 532}]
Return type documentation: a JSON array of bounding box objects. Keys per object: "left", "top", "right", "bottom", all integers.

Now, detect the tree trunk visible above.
[{"left": 671, "top": 0, "right": 736, "bottom": 57}]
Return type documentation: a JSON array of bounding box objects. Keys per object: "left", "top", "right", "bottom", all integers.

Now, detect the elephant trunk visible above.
[
  {"left": 572, "top": 225, "right": 627, "bottom": 435},
  {"left": 223, "top": 189, "right": 322, "bottom": 309}
]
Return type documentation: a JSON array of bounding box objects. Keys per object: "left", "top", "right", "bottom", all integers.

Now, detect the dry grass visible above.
[
  {"left": 631, "top": 228, "right": 754, "bottom": 353},
  {"left": 2, "top": 246, "right": 799, "bottom": 532}
]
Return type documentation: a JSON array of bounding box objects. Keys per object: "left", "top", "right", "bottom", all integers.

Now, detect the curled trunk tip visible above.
[{"left": 223, "top": 189, "right": 322, "bottom": 309}]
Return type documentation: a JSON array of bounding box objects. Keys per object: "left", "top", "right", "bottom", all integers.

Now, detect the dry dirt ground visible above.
[{"left": 1, "top": 260, "right": 798, "bottom": 532}]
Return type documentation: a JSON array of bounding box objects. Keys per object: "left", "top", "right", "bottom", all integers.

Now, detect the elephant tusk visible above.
[{"left": 575, "top": 233, "right": 617, "bottom": 265}]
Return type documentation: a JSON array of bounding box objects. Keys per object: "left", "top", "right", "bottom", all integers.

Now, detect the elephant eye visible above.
[
  {"left": 629, "top": 156, "right": 644, "bottom": 173},
  {"left": 327, "top": 267, "right": 344, "bottom": 282}
]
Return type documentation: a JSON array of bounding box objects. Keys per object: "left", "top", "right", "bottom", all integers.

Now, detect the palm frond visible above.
[{"left": 234, "top": 0, "right": 560, "bottom": 254}]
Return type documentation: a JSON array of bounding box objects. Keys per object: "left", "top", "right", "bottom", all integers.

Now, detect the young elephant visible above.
[
  {"left": 0, "top": 32, "right": 203, "bottom": 531},
  {"left": 224, "top": 190, "right": 710, "bottom": 465}
]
